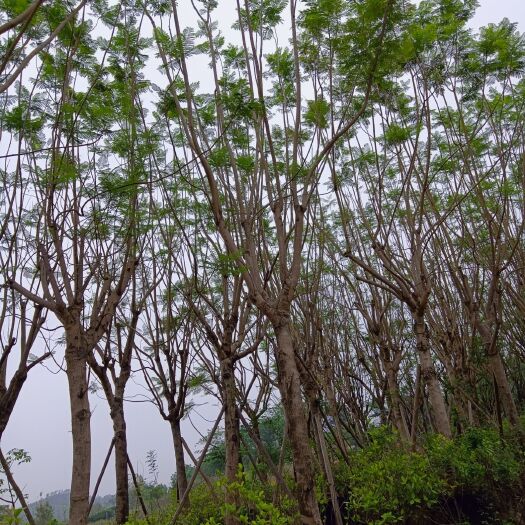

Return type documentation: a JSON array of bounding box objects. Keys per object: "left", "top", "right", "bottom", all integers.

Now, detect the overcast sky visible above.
[{"left": 3, "top": 0, "right": 525, "bottom": 503}]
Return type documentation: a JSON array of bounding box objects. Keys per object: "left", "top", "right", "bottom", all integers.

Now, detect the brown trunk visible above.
[
  {"left": 65, "top": 330, "right": 91, "bottom": 525},
  {"left": 222, "top": 357, "right": 240, "bottom": 481},
  {"left": 488, "top": 351, "right": 519, "bottom": 425},
  {"left": 385, "top": 366, "right": 410, "bottom": 441},
  {"left": 324, "top": 381, "right": 348, "bottom": 458},
  {"left": 313, "top": 412, "right": 344, "bottom": 525},
  {"left": 170, "top": 418, "right": 188, "bottom": 502},
  {"left": 111, "top": 400, "right": 129, "bottom": 524},
  {"left": 0, "top": 370, "right": 27, "bottom": 438},
  {"left": 413, "top": 314, "right": 451, "bottom": 438},
  {"left": 274, "top": 322, "right": 322, "bottom": 525},
  {"left": 440, "top": 353, "right": 471, "bottom": 430},
  {"left": 221, "top": 356, "right": 240, "bottom": 525},
  {"left": 475, "top": 320, "right": 519, "bottom": 425}
]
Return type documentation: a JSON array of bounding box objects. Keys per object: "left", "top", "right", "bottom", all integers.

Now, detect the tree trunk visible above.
[
  {"left": 274, "top": 322, "right": 322, "bottom": 525},
  {"left": 0, "top": 370, "right": 27, "bottom": 439},
  {"left": 413, "top": 314, "right": 451, "bottom": 438},
  {"left": 385, "top": 366, "right": 410, "bottom": 441},
  {"left": 65, "top": 331, "right": 91, "bottom": 525},
  {"left": 324, "top": 381, "right": 348, "bottom": 458},
  {"left": 111, "top": 399, "right": 129, "bottom": 524},
  {"left": 221, "top": 356, "right": 240, "bottom": 525},
  {"left": 170, "top": 418, "right": 188, "bottom": 503},
  {"left": 313, "top": 412, "right": 344, "bottom": 525},
  {"left": 488, "top": 351, "right": 519, "bottom": 425},
  {"left": 221, "top": 357, "right": 240, "bottom": 482}
]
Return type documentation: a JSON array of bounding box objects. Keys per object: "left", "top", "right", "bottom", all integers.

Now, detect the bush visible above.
[
  {"left": 204, "top": 470, "right": 297, "bottom": 525},
  {"left": 125, "top": 470, "right": 297, "bottom": 525},
  {"left": 337, "top": 427, "right": 445, "bottom": 524},
  {"left": 426, "top": 427, "right": 521, "bottom": 490},
  {"left": 335, "top": 425, "right": 525, "bottom": 524},
  {"left": 425, "top": 426, "right": 523, "bottom": 522}
]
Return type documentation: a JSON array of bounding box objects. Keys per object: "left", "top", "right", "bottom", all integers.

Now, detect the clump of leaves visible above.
[
  {"left": 426, "top": 427, "right": 520, "bottom": 490},
  {"left": 336, "top": 425, "right": 525, "bottom": 524},
  {"left": 337, "top": 427, "right": 445, "bottom": 524},
  {"left": 205, "top": 468, "right": 297, "bottom": 525}
]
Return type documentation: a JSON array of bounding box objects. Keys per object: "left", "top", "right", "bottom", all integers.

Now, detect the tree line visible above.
[{"left": 0, "top": 0, "right": 524, "bottom": 523}]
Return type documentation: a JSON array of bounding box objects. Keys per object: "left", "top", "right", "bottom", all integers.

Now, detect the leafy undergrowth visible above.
[
  {"left": 125, "top": 470, "right": 298, "bottom": 525},
  {"left": 335, "top": 424, "right": 525, "bottom": 524},
  {"left": 122, "top": 424, "right": 525, "bottom": 525}
]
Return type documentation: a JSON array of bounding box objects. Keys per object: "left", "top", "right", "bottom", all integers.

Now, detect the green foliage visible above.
[
  {"left": 34, "top": 501, "right": 56, "bottom": 525},
  {"left": 425, "top": 426, "right": 522, "bottom": 493},
  {"left": 0, "top": 508, "right": 24, "bottom": 525},
  {"left": 205, "top": 470, "right": 297, "bottom": 525},
  {"left": 383, "top": 123, "right": 411, "bottom": 145},
  {"left": 174, "top": 482, "right": 222, "bottom": 525},
  {"left": 335, "top": 425, "right": 525, "bottom": 524},
  {"left": 338, "top": 427, "right": 445, "bottom": 524},
  {"left": 125, "top": 472, "right": 296, "bottom": 525},
  {"left": 235, "top": 0, "right": 287, "bottom": 40},
  {"left": 304, "top": 99, "right": 330, "bottom": 129}
]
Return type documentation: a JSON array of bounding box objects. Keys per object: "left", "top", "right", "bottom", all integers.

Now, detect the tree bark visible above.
[
  {"left": 487, "top": 350, "right": 519, "bottom": 425},
  {"left": 65, "top": 330, "right": 91, "bottom": 525},
  {"left": 111, "top": 399, "right": 129, "bottom": 524},
  {"left": 170, "top": 418, "right": 188, "bottom": 503},
  {"left": 221, "top": 357, "right": 240, "bottom": 482},
  {"left": 413, "top": 313, "right": 451, "bottom": 438},
  {"left": 385, "top": 366, "right": 410, "bottom": 441},
  {"left": 274, "top": 322, "right": 322, "bottom": 525},
  {"left": 221, "top": 356, "right": 240, "bottom": 525}
]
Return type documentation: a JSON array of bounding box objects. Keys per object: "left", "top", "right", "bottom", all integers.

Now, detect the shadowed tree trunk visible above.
[{"left": 222, "top": 356, "right": 240, "bottom": 483}]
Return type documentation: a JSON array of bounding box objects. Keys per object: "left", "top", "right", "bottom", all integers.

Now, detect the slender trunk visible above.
[
  {"left": 238, "top": 411, "right": 292, "bottom": 497},
  {"left": 170, "top": 418, "right": 188, "bottom": 502},
  {"left": 221, "top": 356, "right": 240, "bottom": 525},
  {"left": 313, "top": 413, "right": 344, "bottom": 525},
  {"left": 127, "top": 455, "right": 149, "bottom": 518},
  {"left": 89, "top": 439, "right": 115, "bottom": 515},
  {"left": 65, "top": 330, "right": 91, "bottom": 525},
  {"left": 274, "top": 322, "right": 322, "bottom": 525},
  {"left": 0, "top": 449, "right": 36, "bottom": 525},
  {"left": 385, "top": 366, "right": 410, "bottom": 441},
  {"left": 324, "top": 381, "right": 348, "bottom": 458},
  {"left": 251, "top": 417, "right": 268, "bottom": 482},
  {"left": 221, "top": 357, "right": 240, "bottom": 481},
  {"left": 410, "top": 364, "right": 422, "bottom": 450},
  {"left": 475, "top": 321, "right": 519, "bottom": 425},
  {"left": 413, "top": 314, "right": 451, "bottom": 438},
  {"left": 443, "top": 363, "right": 471, "bottom": 431},
  {"left": 111, "top": 400, "right": 129, "bottom": 524},
  {"left": 488, "top": 351, "right": 519, "bottom": 425}
]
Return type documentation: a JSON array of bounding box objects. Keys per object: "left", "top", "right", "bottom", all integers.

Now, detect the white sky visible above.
[{"left": 2, "top": 0, "right": 524, "bottom": 504}]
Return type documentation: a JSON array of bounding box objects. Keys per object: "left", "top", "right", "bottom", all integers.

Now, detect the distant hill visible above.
[{"left": 29, "top": 490, "right": 115, "bottom": 522}]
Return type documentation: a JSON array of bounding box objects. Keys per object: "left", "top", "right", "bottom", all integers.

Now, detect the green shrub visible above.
[
  {"left": 335, "top": 425, "right": 525, "bottom": 524},
  {"left": 125, "top": 470, "right": 297, "bottom": 525},
  {"left": 204, "top": 470, "right": 297, "bottom": 525},
  {"left": 426, "top": 427, "right": 521, "bottom": 492},
  {"left": 337, "top": 427, "right": 446, "bottom": 524}
]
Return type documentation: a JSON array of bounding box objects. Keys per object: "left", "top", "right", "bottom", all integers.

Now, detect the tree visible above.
[
  {"left": 145, "top": 0, "right": 403, "bottom": 520},
  {"left": 34, "top": 501, "right": 54, "bottom": 525}
]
